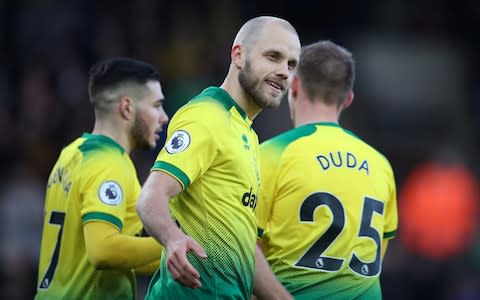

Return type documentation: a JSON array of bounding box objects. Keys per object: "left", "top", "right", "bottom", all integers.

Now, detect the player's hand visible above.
[{"left": 165, "top": 234, "right": 208, "bottom": 288}]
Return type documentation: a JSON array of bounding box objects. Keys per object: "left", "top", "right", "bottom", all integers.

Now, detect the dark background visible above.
[{"left": 1, "top": 0, "right": 479, "bottom": 299}]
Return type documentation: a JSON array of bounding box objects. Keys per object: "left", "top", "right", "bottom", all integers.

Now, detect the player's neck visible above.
[
  {"left": 294, "top": 101, "right": 340, "bottom": 128},
  {"left": 92, "top": 120, "right": 131, "bottom": 154},
  {"left": 221, "top": 73, "right": 261, "bottom": 120}
]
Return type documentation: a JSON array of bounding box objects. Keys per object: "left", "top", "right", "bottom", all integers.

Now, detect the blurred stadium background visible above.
[{"left": 1, "top": 0, "right": 479, "bottom": 299}]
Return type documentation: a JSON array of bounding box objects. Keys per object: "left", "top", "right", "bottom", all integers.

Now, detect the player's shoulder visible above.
[
  {"left": 77, "top": 133, "right": 126, "bottom": 162},
  {"left": 173, "top": 86, "right": 239, "bottom": 124},
  {"left": 343, "top": 128, "right": 393, "bottom": 168},
  {"left": 58, "top": 136, "right": 86, "bottom": 157},
  {"left": 260, "top": 124, "right": 318, "bottom": 165},
  {"left": 262, "top": 123, "right": 318, "bottom": 151}
]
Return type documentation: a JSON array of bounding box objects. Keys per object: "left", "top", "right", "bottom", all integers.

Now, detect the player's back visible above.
[
  {"left": 258, "top": 122, "right": 397, "bottom": 300},
  {"left": 36, "top": 134, "right": 141, "bottom": 300}
]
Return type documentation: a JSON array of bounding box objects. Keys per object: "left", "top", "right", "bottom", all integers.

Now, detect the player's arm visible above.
[
  {"left": 381, "top": 239, "right": 389, "bottom": 261},
  {"left": 136, "top": 170, "right": 208, "bottom": 288},
  {"left": 253, "top": 243, "right": 292, "bottom": 300},
  {"left": 382, "top": 168, "right": 397, "bottom": 262},
  {"left": 134, "top": 259, "right": 160, "bottom": 275},
  {"left": 84, "top": 221, "right": 162, "bottom": 272}
]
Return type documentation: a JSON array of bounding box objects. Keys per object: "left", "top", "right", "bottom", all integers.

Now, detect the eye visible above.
[
  {"left": 267, "top": 52, "right": 279, "bottom": 61},
  {"left": 154, "top": 100, "right": 164, "bottom": 109},
  {"left": 288, "top": 61, "right": 298, "bottom": 71}
]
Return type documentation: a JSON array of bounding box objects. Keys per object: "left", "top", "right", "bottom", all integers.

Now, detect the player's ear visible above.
[
  {"left": 232, "top": 44, "right": 244, "bottom": 69},
  {"left": 119, "top": 96, "right": 134, "bottom": 120},
  {"left": 341, "top": 91, "right": 354, "bottom": 110},
  {"left": 290, "top": 75, "right": 299, "bottom": 99}
]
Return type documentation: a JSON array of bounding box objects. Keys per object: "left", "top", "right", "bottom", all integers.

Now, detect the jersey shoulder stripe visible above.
[
  {"left": 384, "top": 230, "right": 397, "bottom": 239},
  {"left": 189, "top": 86, "right": 247, "bottom": 120},
  {"left": 78, "top": 133, "right": 125, "bottom": 157},
  {"left": 151, "top": 161, "right": 190, "bottom": 189},
  {"left": 82, "top": 212, "right": 123, "bottom": 230},
  {"left": 261, "top": 123, "right": 318, "bottom": 159}
]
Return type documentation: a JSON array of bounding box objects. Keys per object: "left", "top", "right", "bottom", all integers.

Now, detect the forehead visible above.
[
  {"left": 134, "top": 80, "right": 163, "bottom": 106},
  {"left": 250, "top": 25, "right": 300, "bottom": 59},
  {"left": 145, "top": 80, "right": 164, "bottom": 99}
]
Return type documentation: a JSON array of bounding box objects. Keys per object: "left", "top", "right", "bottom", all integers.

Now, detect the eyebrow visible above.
[
  {"left": 264, "top": 49, "right": 282, "bottom": 57},
  {"left": 264, "top": 49, "right": 298, "bottom": 66}
]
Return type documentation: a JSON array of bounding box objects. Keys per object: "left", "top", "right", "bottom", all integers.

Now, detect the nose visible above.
[
  {"left": 159, "top": 109, "right": 169, "bottom": 125},
  {"left": 276, "top": 62, "right": 289, "bottom": 80}
]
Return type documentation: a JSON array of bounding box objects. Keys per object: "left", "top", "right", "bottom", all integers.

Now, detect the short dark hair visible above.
[
  {"left": 88, "top": 57, "right": 160, "bottom": 113},
  {"left": 297, "top": 41, "right": 355, "bottom": 106}
]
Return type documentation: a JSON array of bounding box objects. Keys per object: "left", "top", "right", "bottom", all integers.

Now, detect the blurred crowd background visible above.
[{"left": 1, "top": 0, "right": 479, "bottom": 299}]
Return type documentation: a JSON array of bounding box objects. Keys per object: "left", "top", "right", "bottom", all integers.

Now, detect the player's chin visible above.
[
  {"left": 143, "top": 137, "right": 157, "bottom": 150},
  {"left": 263, "top": 95, "right": 282, "bottom": 109},
  {"left": 149, "top": 138, "right": 158, "bottom": 149}
]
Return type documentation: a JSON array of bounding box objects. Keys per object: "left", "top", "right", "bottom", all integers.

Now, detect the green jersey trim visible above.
[
  {"left": 152, "top": 161, "right": 191, "bottom": 189},
  {"left": 264, "top": 123, "right": 317, "bottom": 151},
  {"left": 312, "top": 122, "right": 340, "bottom": 127},
  {"left": 190, "top": 86, "right": 248, "bottom": 120},
  {"left": 79, "top": 133, "right": 125, "bottom": 155},
  {"left": 82, "top": 212, "right": 123, "bottom": 231},
  {"left": 306, "top": 122, "right": 360, "bottom": 139},
  {"left": 340, "top": 127, "right": 391, "bottom": 165},
  {"left": 383, "top": 230, "right": 397, "bottom": 239}
]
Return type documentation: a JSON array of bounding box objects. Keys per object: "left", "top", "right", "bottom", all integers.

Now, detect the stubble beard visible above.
[
  {"left": 238, "top": 60, "right": 283, "bottom": 109},
  {"left": 131, "top": 112, "right": 154, "bottom": 151}
]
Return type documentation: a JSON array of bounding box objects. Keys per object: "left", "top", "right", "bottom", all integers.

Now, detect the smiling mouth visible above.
[{"left": 266, "top": 80, "right": 284, "bottom": 93}]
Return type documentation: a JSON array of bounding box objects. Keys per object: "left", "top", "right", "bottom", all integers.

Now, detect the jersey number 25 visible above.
[{"left": 295, "top": 192, "right": 384, "bottom": 277}]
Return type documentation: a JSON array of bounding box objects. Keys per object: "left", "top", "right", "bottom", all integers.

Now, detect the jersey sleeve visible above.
[
  {"left": 152, "top": 102, "right": 219, "bottom": 189},
  {"left": 80, "top": 152, "right": 132, "bottom": 231},
  {"left": 256, "top": 141, "right": 282, "bottom": 238},
  {"left": 383, "top": 167, "right": 398, "bottom": 239}
]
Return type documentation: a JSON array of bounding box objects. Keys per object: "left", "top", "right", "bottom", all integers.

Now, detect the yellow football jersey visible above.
[
  {"left": 257, "top": 122, "right": 397, "bottom": 300},
  {"left": 35, "top": 133, "right": 143, "bottom": 300},
  {"left": 147, "top": 87, "right": 259, "bottom": 299}
]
